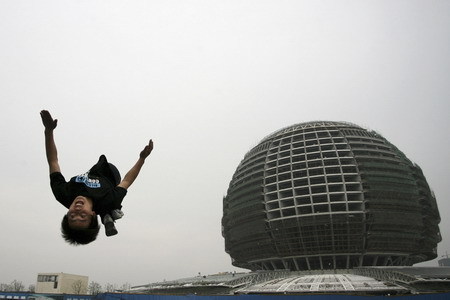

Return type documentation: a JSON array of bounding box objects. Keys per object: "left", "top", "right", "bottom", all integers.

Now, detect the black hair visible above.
[{"left": 61, "top": 214, "right": 100, "bottom": 245}]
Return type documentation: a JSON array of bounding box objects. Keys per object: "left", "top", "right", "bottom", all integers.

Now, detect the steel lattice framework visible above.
[{"left": 222, "top": 121, "right": 441, "bottom": 271}]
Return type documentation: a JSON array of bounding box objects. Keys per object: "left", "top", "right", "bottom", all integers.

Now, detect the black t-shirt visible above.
[{"left": 50, "top": 156, "right": 127, "bottom": 216}]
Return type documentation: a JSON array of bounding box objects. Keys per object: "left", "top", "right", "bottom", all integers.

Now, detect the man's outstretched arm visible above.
[
  {"left": 118, "top": 139, "right": 153, "bottom": 190},
  {"left": 40, "top": 110, "right": 61, "bottom": 174}
]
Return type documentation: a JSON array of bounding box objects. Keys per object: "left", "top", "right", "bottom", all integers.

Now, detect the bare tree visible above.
[
  {"left": 104, "top": 283, "right": 116, "bottom": 293},
  {"left": 28, "top": 284, "right": 36, "bottom": 293},
  {"left": 0, "top": 280, "right": 25, "bottom": 292},
  {"left": 10, "top": 280, "right": 24, "bottom": 292},
  {"left": 118, "top": 283, "right": 131, "bottom": 292},
  {"left": 88, "top": 281, "right": 102, "bottom": 295},
  {"left": 72, "top": 280, "right": 83, "bottom": 294}
]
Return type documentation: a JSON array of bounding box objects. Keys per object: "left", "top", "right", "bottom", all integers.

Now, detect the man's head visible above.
[
  {"left": 61, "top": 196, "right": 99, "bottom": 245},
  {"left": 67, "top": 196, "right": 95, "bottom": 228}
]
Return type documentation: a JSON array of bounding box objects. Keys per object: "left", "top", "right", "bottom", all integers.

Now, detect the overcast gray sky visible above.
[{"left": 1, "top": 0, "right": 449, "bottom": 289}]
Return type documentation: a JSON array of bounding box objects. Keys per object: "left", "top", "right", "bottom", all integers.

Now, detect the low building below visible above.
[
  {"left": 129, "top": 267, "right": 450, "bottom": 295},
  {"left": 36, "top": 272, "right": 88, "bottom": 294}
]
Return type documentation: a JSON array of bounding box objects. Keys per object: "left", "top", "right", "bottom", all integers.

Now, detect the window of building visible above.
[{"left": 37, "top": 275, "right": 58, "bottom": 282}]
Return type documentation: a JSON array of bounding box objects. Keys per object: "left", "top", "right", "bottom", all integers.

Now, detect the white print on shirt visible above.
[{"left": 75, "top": 172, "right": 101, "bottom": 188}]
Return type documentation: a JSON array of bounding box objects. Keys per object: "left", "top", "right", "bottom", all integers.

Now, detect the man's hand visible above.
[
  {"left": 40, "top": 110, "right": 58, "bottom": 131},
  {"left": 140, "top": 139, "right": 154, "bottom": 159}
]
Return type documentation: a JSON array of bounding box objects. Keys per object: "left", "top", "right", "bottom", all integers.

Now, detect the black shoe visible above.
[
  {"left": 104, "top": 222, "right": 118, "bottom": 237},
  {"left": 103, "top": 214, "right": 118, "bottom": 237}
]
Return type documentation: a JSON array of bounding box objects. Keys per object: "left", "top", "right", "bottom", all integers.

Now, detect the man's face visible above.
[{"left": 67, "top": 196, "right": 95, "bottom": 229}]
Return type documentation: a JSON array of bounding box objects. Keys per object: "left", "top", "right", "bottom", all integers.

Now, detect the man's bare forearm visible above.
[
  {"left": 44, "top": 129, "right": 61, "bottom": 173},
  {"left": 119, "top": 157, "right": 146, "bottom": 189},
  {"left": 40, "top": 110, "right": 61, "bottom": 173}
]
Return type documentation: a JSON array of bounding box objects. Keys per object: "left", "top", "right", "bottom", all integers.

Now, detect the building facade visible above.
[
  {"left": 36, "top": 273, "right": 88, "bottom": 294},
  {"left": 222, "top": 121, "right": 441, "bottom": 271}
]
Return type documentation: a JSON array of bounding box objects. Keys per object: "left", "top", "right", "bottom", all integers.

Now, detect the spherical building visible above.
[{"left": 222, "top": 121, "right": 441, "bottom": 271}]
